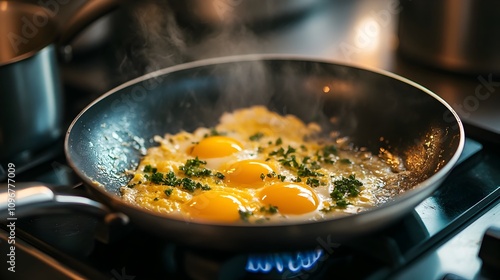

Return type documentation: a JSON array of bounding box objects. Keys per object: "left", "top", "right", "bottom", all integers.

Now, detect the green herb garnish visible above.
[
  {"left": 150, "top": 172, "right": 164, "bottom": 184},
  {"left": 279, "top": 154, "right": 299, "bottom": 168},
  {"left": 329, "top": 174, "right": 363, "bottom": 208},
  {"left": 164, "top": 171, "right": 181, "bottom": 186},
  {"left": 249, "top": 132, "right": 264, "bottom": 141},
  {"left": 180, "top": 157, "right": 212, "bottom": 177},
  {"left": 339, "top": 158, "right": 352, "bottom": 164},
  {"left": 143, "top": 164, "right": 157, "bottom": 173},
  {"left": 277, "top": 174, "right": 286, "bottom": 182},
  {"left": 322, "top": 145, "right": 338, "bottom": 157},
  {"left": 205, "top": 128, "right": 225, "bottom": 137},
  {"left": 181, "top": 178, "right": 197, "bottom": 192},
  {"left": 239, "top": 210, "right": 253, "bottom": 222},
  {"left": 215, "top": 172, "right": 225, "bottom": 180},
  {"left": 164, "top": 188, "right": 173, "bottom": 196},
  {"left": 179, "top": 178, "right": 211, "bottom": 192},
  {"left": 266, "top": 171, "right": 277, "bottom": 178},
  {"left": 269, "top": 147, "right": 285, "bottom": 157},
  {"left": 260, "top": 205, "right": 279, "bottom": 214},
  {"left": 297, "top": 164, "right": 324, "bottom": 177},
  {"left": 306, "top": 177, "right": 320, "bottom": 187}
]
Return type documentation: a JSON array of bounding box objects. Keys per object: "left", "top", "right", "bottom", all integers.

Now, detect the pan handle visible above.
[
  {"left": 0, "top": 183, "right": 127, "bottom": 223},
  {"left": 0, "top": 182, "right": 129, "bottom": 243}
]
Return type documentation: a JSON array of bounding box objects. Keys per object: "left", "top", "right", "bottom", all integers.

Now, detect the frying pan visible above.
[{"left": 0, "top": 55, "right": 464, "bottom": 252}]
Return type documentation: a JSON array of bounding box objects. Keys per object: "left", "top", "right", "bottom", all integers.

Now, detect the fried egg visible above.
[{"left": 120, "top": 106, "right": 408, "bottom": 224}]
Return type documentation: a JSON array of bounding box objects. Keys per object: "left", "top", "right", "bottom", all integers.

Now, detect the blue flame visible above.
[{"left": 245, "top": 249, "right": 324, "bottom": 274}]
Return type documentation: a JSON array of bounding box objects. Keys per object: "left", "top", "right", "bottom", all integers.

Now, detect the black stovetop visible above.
[{"left": 1, "top": 1, "right": 500, "bottom": 279}]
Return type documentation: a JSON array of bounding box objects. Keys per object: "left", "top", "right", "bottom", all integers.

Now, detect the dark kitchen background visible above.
[{"left": 1, "top": 0, "right": 499, "bottom": 279}]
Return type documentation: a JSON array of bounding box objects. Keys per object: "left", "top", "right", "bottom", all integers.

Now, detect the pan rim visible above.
[{"left": 64, "top": 53, "right": 465, "bottom": 228}]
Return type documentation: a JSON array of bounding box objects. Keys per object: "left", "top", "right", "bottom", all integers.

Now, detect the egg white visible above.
[{"left": 120, "top": 106, "right": 407, "bottom": 223}]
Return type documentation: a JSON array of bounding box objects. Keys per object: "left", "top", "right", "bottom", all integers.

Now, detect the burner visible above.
[
  {"left": 177, "top": 247, "right": 333, "bottom": 280},
  {"left": 245, "top": 249, "right": 324, "bottom": 274}
]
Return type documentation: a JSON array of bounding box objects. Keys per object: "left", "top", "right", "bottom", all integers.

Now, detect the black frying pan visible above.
[{"left": 1, "top": 55, "right": 464, "bottom": 252}]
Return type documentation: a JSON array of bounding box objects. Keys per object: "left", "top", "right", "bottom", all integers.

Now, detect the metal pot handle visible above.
[
  {"left": 57, "top": 0, "right": 122, "bottom": 60},
  {"left": 59, "top": 0, "right": 121, "bottom": 45}
]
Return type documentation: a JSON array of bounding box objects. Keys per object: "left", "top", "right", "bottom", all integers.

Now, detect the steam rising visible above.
[
  {"left": 117, "top": 0, "right": 294, "bottom": 128},
  {"left": 118, "top": 0, "right": 265, "bottom": 77},
  {"left": 118, "top": 1, "right": 187, "bottom": 77}
]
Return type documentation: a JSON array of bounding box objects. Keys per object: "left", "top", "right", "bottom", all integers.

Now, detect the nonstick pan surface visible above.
[{"left": 65, "top": 55, "right": 464, "bottom": 251}]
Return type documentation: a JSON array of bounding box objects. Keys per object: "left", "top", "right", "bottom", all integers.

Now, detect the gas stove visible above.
[
  {"left": 1, "top": 0, "right": 500, "bottom": 279},
  {"left": 0, "top": 137, "right": 498, "bottom": 280}
]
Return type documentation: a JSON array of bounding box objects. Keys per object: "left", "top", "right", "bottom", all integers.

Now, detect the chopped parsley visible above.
[
  {"left": 322, "top": 145, "right": 338, "bottom": 157},
  {"left": 260, "top": 205, "right": 279, "bottom": 214},
  {"left": 329, "top": 174, "right": 363, "bottom": 208},
  {"left": 164, "top": 188, "right": 173, "bottom": 196},
  {"left": 249, "top": 132, "right": 264, "bottom": 141},
  {"left": 277, "top": 174, "right": 286, "bottom": 182},
  {"left": 164, "top": 171, "right": 181, "bottom": 186},
  {"left": 266, "top": 171, "right": 277, "bottom": 178},
  {"left": 143, "top": 164, "right": 158, "bottom": 173},
  {"left": 268, "top": 144, "right": 332, "bottom": 184},
  {"left": 309, "top": 161, "right": 321, "bottom": 170},
  {"left": 339, "top": 158, "right": 352, "bottom": 164},
  {"left": 279, "top": 154, "right": 299, "bottom": 168},
  {"left": 306, "top": 177, "right": 320, "bottom": 187},
  {"left": 317, "top": 145, "right": 337, "bottom": 164},
  {"left": 239, "top": 210, "right": 253, "bottom": 222},
  {"left": 297, "top": 164, "right": 324, "bottom": 177},
  {"left": 269, "top": 147, "right": 285, "bottom": 157},
  {"left": 205, "top": 128, "right": 224, "bottom": 137},
  {"left": 142, "top": 164, "right": 213, "bottom": 193},
  {"left": 275, "top": 138, "right": 283, "bottom": 145},
  {"left": 292, "top": 177, "right": 302, "bottom": 182},
  {"left": 320, "top": 205, "right": 334, "bottom": 212},
  {"left": 260, "top": 171, "right": 285, "bottom": 181},
  {"left": 335, "top": 199, "right": 350, "bottom": 208},
  {"left": 149, "top": 172, "right": 165, "bottom": 184},
  {"left": 180, "top": 157, "right": 212, "bottom": 177},
  {"left": 269, "top": 145, "right": 295, "bottom": 157},
  {"left": 180, "top": 178, "right": 210, "bottom": 192}
]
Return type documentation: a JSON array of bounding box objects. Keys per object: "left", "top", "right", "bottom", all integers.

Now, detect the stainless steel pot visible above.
[
  {"left": 0, "top": 0, "right": 118, "bottom": 161},
  {"left": 398, "top": 0, "right": 500, "bottom": 74}
]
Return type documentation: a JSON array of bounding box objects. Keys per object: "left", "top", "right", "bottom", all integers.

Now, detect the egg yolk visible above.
[
  {"left": 225, "top": 159, "right": 276, "bottom": 188},
  {"left": 189, "top": 136, "right": 243, "bottom": 158},
  {"left": 184, "top": 191, "right": 244, "bottom": 222},
  {"left": 260, "top": 182, "right": 319, "bottom": 215}
]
